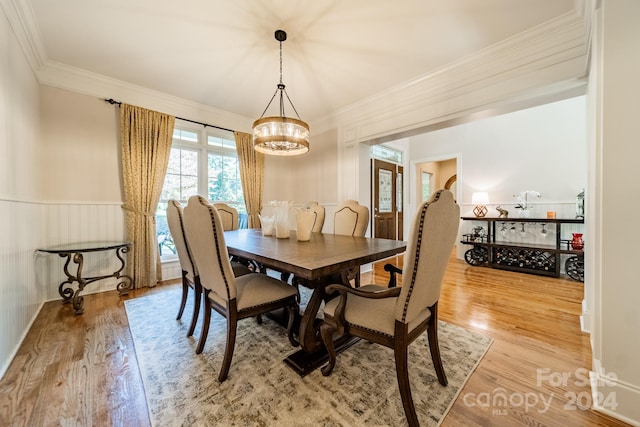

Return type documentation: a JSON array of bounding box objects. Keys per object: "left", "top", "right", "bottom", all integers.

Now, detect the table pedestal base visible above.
[{"left": 284, "top": 335, "right": 360, "bottom": 377}]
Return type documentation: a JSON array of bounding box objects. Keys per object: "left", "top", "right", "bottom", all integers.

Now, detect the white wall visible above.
[
  {"left": 590, "top": 1, "right": 640, "bottom": 423},
  {"left": 407, "top": 96, "right": 587, "bottom": 217},
  {"left": 0, "top": 7, "right": 44, "bottom": 378}
]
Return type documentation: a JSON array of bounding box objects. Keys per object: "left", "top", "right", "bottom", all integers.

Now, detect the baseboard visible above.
[
  {"left": 591, "top": 358, "right": 640, "bottom": 426},
  {"left": 0, "top": 300, "right": 46, "bottom": 381},
  {"left": 580, "top": 298, "right": 591, "bottom": 334}
]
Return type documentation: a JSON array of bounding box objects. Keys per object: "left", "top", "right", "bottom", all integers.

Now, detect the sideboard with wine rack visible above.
[{"left": 460, "top": 216, "right": 584, "bottom": 281}]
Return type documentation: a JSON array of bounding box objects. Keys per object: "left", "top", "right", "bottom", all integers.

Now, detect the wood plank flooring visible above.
[{"left": 0, "top": 253, "right": 629, "bottom": 426}]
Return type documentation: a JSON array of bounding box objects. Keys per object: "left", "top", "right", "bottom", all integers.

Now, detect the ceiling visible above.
[{"left": 27, "top": 0, "right": 577, "bottom": 123}]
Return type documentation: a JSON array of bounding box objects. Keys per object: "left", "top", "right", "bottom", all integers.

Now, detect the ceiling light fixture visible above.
[{"left": 253, "top": 30, "right": 309, "bottom": 156}]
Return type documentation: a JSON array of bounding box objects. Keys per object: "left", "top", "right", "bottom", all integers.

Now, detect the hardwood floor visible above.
[{"left": 0, "top": 252, "right": 629, "bottom": 426}]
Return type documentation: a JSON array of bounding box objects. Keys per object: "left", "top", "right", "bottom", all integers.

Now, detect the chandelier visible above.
[{"left": 253, "top": 30, "right": 310, "bottom": 156}]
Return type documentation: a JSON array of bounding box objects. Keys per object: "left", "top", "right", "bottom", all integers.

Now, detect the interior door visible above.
[{"left": 373, "top": 159, "right": 401, "bottom": 240}]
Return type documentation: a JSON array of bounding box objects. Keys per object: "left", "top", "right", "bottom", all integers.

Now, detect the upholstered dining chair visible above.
[
  {"left": 213, "top": 202, "right": 256, "bottom": 271},
  {"left": 320, "top": 190, "right": 460, "bottom": 426},
  {"left": 213, "top": 202, "right": 240, "bottom": 231},
  {"left": 166, "top": 199, "right": 201, "bottom": 338},
  {"left": 183, "top": 195, "right": 299, "bottom": 382},
  {"left": 167, "top": 200, "right": 252, "bottom": 338},
  {"left": 304, "top": 201, "right": 326, "bottom": 233},
  {"left": 332, "top": 200, "right": 370, "bottom": 287}
]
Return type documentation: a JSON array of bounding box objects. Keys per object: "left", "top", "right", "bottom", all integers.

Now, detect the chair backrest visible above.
[
  {"left": 213, "top": 202, "right": 240, "bottom": 231},
  {"left": 166, "top": 200, "right": 197, "bottom": 281},
  {"left": 395, "top": 189, "right": 459, "bottom": 324},
  {"left": 304, "top": 201, "right": 325, "bottom": 233},
  {"left": 334, "top": 200, "right": 369, "bottom": 237},
  {"left": 184, "top": 196, "right": 237, "bottom": 305}
]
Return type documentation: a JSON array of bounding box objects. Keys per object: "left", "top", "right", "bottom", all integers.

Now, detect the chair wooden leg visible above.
[
  {"left": 218, "top": 314, "right": 237, "bottom": 383},
  {"left": 196, "top": 291, "right": 211, "bottom": 354},
  {"left": 395, "top": 342, "right": 419, "bottom": 427},
  {"left": 187, "top": 280, "right": 201, "bottom": 337},
  {"left": 320, "top": 321, "right": 337, "bottom": 376},
  {"left": 176, "top": 275, "right": 188, "bottom": 320},
  {"left": 427, "top": 310, "right": 448, "bottom": 386}
]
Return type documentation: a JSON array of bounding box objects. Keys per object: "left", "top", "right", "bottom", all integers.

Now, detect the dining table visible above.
[{"left": 224, "top": 228, "right": 407, "bottom": 375}]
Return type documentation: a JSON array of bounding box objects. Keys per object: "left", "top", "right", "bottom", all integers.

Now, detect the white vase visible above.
[
  {"left": 295, "top": 208, "right": 315, "bottom": 242},
  {"left": 274, "top": 201, "right": 292, "bottom": 239},
  {"left": 259, "top": 214, "right": 274, "bottom": 236}
]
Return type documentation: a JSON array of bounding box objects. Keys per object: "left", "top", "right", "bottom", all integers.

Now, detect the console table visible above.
[
  {"left": 460, "top": 217, "right": 584, "bottom": 281},
  {"left": 38, "top": 241, "right": 133, "bottom": 314}
]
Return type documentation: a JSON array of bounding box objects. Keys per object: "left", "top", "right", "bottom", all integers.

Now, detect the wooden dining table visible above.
[{"left": 224, "top": 228, "right": 407, "bottom": 375}]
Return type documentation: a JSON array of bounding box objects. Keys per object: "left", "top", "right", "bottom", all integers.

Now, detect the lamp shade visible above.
[
  {"left": 471, "top": 192, "right": 489, "bottom": 205},
  {"left": 472, "top": 192, "right": 489, "bottom": 217},
  {"left": 253, "top": 116, "right": 310, "bottom": 156}
]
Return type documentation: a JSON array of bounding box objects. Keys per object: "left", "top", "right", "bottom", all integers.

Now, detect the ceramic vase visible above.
[
  {"left": 273, "top": 201, "right": 292, "bottom": 239},
  {"left": 295, "top": 208, "right": 315, "bottom": 242}
]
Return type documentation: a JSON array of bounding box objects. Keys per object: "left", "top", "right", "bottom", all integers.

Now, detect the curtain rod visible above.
[{"left": 103, "top": 98, "right": 235, "bottom": 133}]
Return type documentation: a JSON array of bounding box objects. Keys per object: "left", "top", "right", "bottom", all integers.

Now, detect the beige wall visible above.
[
  {"left": 40, "top": 87, "right": 122, "bottom": 203},
  {"left": 264, "top": 128, "right": 338, "bottom": 205}
]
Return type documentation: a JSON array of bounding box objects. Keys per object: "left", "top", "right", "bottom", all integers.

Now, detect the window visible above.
[
  {"left": 156, "top": 123, "right": 245, "bottom": 259},
  {"left": 371, "top": 144, "right": 403, "bottom": 164},
  {"left": 422, "top": 171, "right": 432, "bottom": 201}
]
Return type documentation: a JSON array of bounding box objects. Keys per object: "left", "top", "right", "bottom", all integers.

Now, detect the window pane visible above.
[
  {"left": 156, "top": 202, "right": 177, "bottom": 257},
  {"left": 173, "top": 129, "right": 198, "bottom": 143},
  {"left": 371, "top": 144, "right": 402, "bottom": 163},
  {"left": 181, "top": 150, "right": 198, "bottom": 176}
]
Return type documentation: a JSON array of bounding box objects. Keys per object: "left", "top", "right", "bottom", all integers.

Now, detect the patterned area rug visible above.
[{"left": 125, "top": 285, "right": 492, "bottom": 426}]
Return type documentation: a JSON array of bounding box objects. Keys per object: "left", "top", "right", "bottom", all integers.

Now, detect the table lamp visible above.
[{"left": 472, "top": 192, "right": 489, "bottom": 217}]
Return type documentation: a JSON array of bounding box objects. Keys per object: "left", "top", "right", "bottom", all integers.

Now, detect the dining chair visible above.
[
  {"left": 166, "top": 199, "right": 202, "bottom": 338},
  {"left": 167, "top": 200, "right": 251, "bottom": 338},
  {"left": 320, "top": 189, "right": 460, "bottom": 426},
  {"left": 304, "top": 201, "right": 325, "bottom": 233},
  {"left": 332, "top": 200, "right": 369, "bottom": 287},
  {"left": 213, "top": 202, "right": 256, "bottom": 272},
  {"left": 213, "top": 202, "right": 240, "bottom": 231},
  {"left": 183, "top": 195, "right": 299, "bottom": 382}
]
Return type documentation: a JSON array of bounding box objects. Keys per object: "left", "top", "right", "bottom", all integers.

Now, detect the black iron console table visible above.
[{"left": 38, "top": 241, "right": 133, "bottom": 314}]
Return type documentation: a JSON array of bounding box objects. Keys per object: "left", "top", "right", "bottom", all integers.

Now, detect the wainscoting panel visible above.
[
  {"left": 42, "top": 203, "right": 126, "bottom": 301},
  {"left": 0, "top": 199, "right": 46, "bottom": 378}
]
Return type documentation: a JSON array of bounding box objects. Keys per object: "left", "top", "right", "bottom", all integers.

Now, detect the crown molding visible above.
[
  {"left": 37, "top": 60, "right": 255, "bottom": 134},
  {"left": 0, "top": 0, "right": 46, "bottom": 73},
  {"left": 323, "top": 7, "right": 593, "bottom": 141},
  {"left": 5, "top": 0, "right": 592, "bottom": 139}
]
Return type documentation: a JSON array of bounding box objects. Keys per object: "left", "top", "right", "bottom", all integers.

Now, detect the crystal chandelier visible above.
[{"left": 253, "top": 30, "right": 310, "bottom": 156}]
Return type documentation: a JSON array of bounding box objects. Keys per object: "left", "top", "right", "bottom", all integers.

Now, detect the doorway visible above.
[
  {"left": 372, "top": 159, "right": 404, "bottom": 240},
  {"left": 416, "top": 158, "right": 457, "bottom": 203}
]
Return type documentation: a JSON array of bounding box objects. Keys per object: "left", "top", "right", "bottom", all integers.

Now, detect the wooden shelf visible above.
[{"left": 460, "top": 216, "right": 584, "bottom": 280}]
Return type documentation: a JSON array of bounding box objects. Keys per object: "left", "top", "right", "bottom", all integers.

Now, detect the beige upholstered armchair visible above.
[
  {"left": 183, "top": 195, "right": 299, "bottom": 382},
  {"left": 304, "top": 201, "right": 325, "bottom": 233},
  {"left": 320, "top": 190, "right": 460, "bottom": 426},
  {"left": 332, "top": 200, "right": 370, "bottom": 287}
]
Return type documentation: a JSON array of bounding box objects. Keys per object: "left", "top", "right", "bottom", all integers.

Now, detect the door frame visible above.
[{"left": 410, "top": 152, "right": 461, "bottom": 250}]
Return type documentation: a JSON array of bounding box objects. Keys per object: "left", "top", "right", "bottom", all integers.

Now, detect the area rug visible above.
[{"left": 125, "top": 285, "right": 492, "bottom": 426}]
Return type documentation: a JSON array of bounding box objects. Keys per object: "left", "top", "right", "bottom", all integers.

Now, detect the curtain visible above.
[
  {"left": 235, "top": 131, "right": 264, "bottom": 228},
  {"left": 120, "top": 104, "right": 175, "bottom": 288}
]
